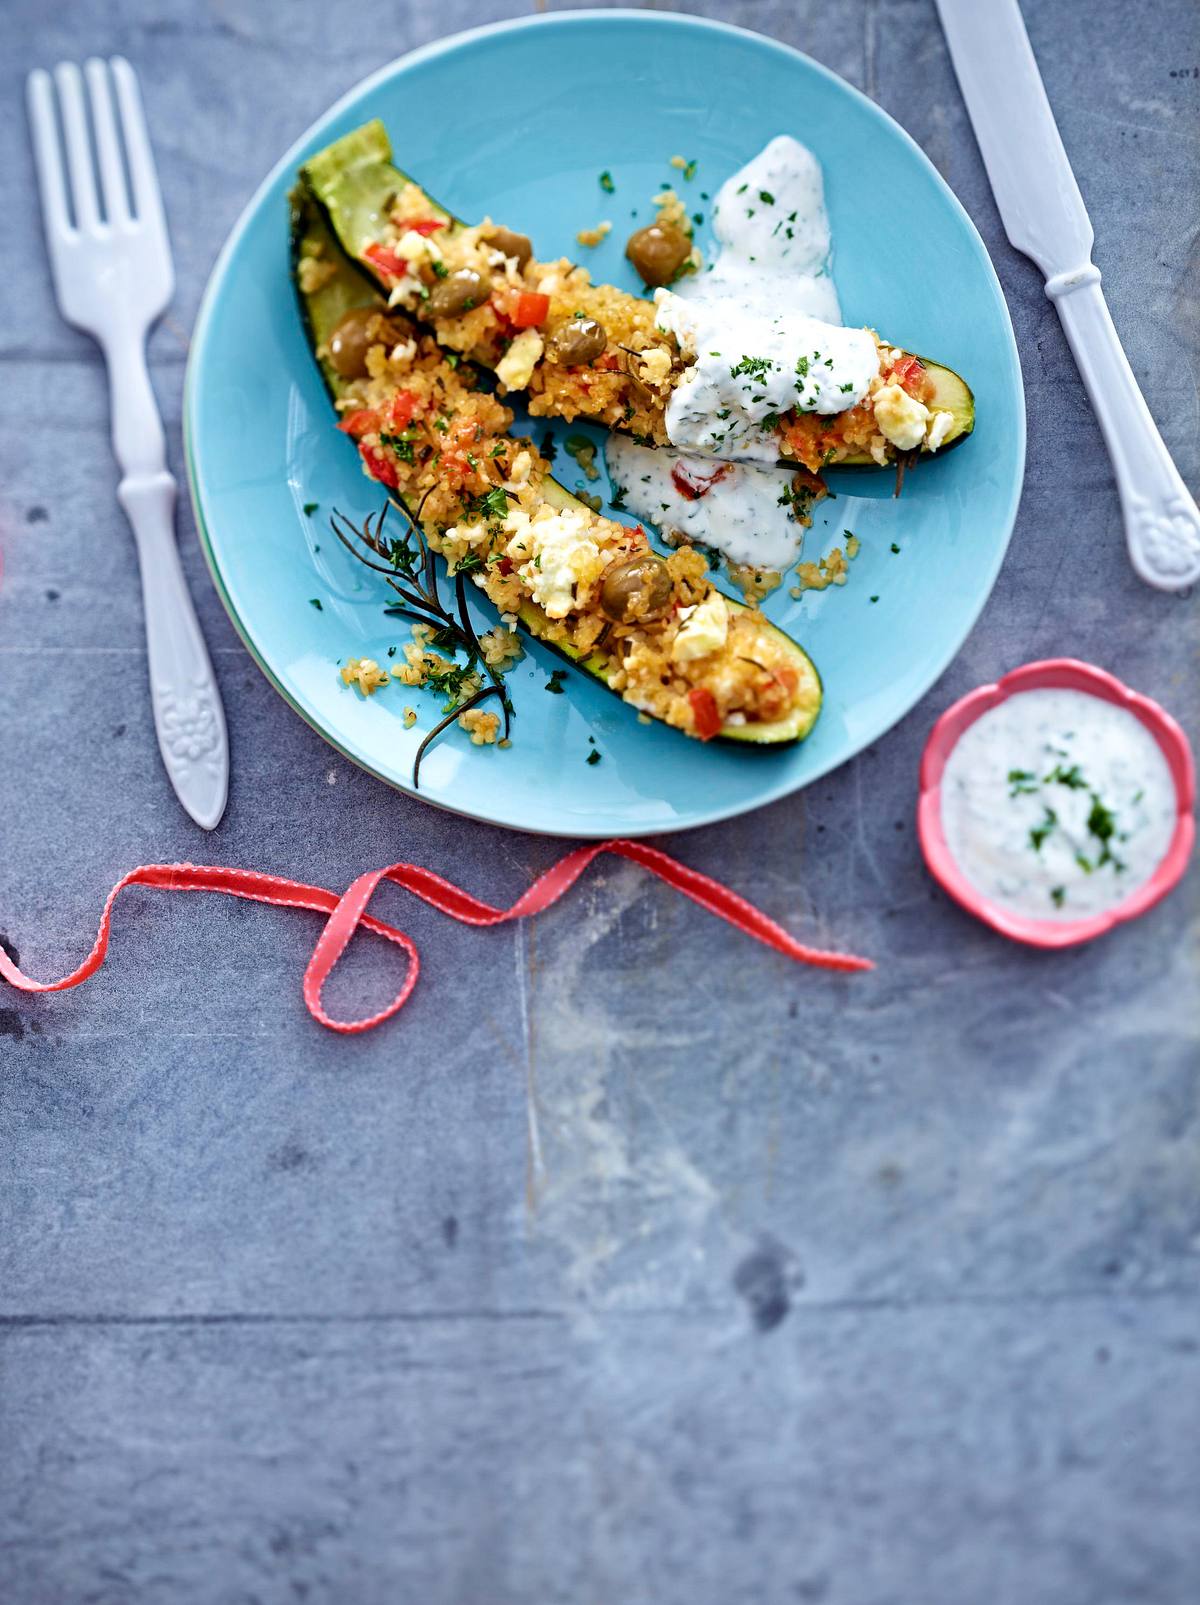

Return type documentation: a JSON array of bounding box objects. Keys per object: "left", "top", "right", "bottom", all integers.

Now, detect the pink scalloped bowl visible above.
[{"left": 917, "top": 659, "right": 1196, "bottom": 949}]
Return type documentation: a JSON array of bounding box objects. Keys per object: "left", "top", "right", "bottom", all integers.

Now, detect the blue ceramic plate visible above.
[{"left": 185, "top": 10, "right": 1024, "bottom": 837}]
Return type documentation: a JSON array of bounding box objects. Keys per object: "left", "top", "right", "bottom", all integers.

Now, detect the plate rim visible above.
[{"left": 183, "top": 6, "right": 1027, "bottom": 839}]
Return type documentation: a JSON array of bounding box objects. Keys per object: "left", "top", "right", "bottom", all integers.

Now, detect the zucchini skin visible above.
[
  {"left": 289, "top": 189, "right": 822, "bottom": 748},
  {"left": 300, "top": 120, "right": 974, "bottom": 467}
]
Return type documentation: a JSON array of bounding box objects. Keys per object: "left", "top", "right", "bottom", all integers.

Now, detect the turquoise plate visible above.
[{"left": 185, "top": 10, "right": 1024, "bottom": 837}]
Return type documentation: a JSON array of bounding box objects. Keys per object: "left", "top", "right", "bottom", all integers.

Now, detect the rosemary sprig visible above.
[{"left": 328, "top": 499, "right": 512, "bottom": 788}]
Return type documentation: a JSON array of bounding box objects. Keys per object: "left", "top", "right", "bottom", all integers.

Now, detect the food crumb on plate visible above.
[{"left": 576, "top": 220, "right": 612, "bottom": 248}]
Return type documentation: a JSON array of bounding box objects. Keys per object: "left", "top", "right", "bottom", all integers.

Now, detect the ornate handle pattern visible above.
[
  {"left": 1049, "top": 272, "right": 1200, "bottom": 591},
  {"left": 117, "top": 470, "right": 229, "bottom": 829}
]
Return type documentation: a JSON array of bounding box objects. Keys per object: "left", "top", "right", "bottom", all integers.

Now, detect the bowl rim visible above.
[
  {"left": 916, "top": 658, "right": 1196, "bottom": 948},
  {"left": 181, "top": 8, "right": 1027, "bottom": 838}
]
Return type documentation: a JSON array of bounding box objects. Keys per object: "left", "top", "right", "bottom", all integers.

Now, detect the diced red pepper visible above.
[
  {"left": 671, "top": 461, "right": 732, "bottom": 501},
  {"left": 689, "top": 687, "right": 721, "bottom": 742},
  {"left": 359, "top": 444, "right": 399, "bottom": 489},
  {"left": 888, "top": 353, "right": 925, "bottom": 395},
  {"left": 338, "top": 408, "right": 378, "bottom": 439},
  {"left": 362, "top": 242, "right": 408, "bottom": 283},
  {"left": 388, "top": 389, "right": 421, "bottom": 429},
  {"left": 510, "top": 291, "right": 550, "bottom": 329},
  {"left": 406, "top": 218, "right": 445, "bottom": 237},
  {"left": 593, "top": 352, "right": 621, "bottom": 372},
  {"left": 497, "top": 556, "right": 514, "bottom": 576}
]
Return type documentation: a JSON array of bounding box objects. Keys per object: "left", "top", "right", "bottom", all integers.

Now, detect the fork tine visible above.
[
  {"left": 84, "top": 58, "right": 131, "bottom": 225},
  {"left": 52, "top": 62, "right": 100, "bottom": 232},
  {"left": 110, "top": 57, "right": 164, "bottom": 229},
  {"left": 26, "top": 68, "right": 73, "bottom": 241}
]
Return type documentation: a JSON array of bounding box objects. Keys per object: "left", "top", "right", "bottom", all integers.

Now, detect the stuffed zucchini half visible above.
[
  {"left": 292, "top": 191, "right": 823, "bottom": 747},
  {"left": 300, "top": 120, "right": 974, "bottom": 477}
]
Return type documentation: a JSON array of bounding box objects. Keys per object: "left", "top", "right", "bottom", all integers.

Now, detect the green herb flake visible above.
[
  {"left": 303, "top": 501, "right": 318, "bottom": 516},
  {"left": 545, "top": 670, "right": 567, "bottom": 695},
  {"left": 1050, "top": 886, "right": 1066, "bottom": 908},
  {"left": 759, "top": 189, "right": 775, "bottom": 204},
  {"left": 599, "top": 170, "right": 615, "bottom": 194},
  {"left": 309, "top": 598, "right": 323, "bottom": 611},
  {"left": 1029, "top": 807, "right": 1058, "bottom": 852},
  {"left": 586, "top": 749, "right": 602, "bottom": 766},
  {"left": 890, "top": 542, "right": 901, "bottom": 554},
  {"left": 1008, "top": 768, "right": 1039, "bottom": 797}
]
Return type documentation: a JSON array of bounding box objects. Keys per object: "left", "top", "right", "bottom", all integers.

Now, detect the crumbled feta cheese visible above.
[
  {"left": 390, "top": 339, "right": 416, "bottom": 364},
  {"left": 395, "top": 228, "right": 442, "bottom": 264},
  {"left": 637, "top": 346, "right": 673, "bottom": 387},
  {"left": 507, "top": 449, "right": 533, "bottom": 486},
  {"left": 671, "top": 589, "right": 729, "bottom": 663},
  {"left": 496, "top": 329, "right": 544, "bottom": 390},
  {"left": 873, "top": 382, "right": 930, "bottom": 451},
  {"left": 925, "top": 409, "right": 955, "bottom": 451},
  {"left": 504, "top": 505, "right": 597, "bottom": 619}
]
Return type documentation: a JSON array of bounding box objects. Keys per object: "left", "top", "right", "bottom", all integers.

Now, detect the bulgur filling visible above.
[
  {"left": 321, "top": 311, "right": 816, "bottom": 741},
  {"left": 348, "top": 175, "right": 955, "bottom": 474}
]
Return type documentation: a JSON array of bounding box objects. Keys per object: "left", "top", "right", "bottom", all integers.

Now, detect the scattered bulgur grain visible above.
[
  {"left": 576, "top": 221, "right": 612, "bottom": 248},
  {"left": 341, "top": 657, "right": 390, "bottom": 695}
]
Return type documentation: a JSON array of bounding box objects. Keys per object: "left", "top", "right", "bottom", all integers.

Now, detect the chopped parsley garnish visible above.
[
  {"left": 736, "top": 182, "right": 748, "bottom": 195},
  {"left": 599, "top": 170, "right": 615, "bottom": 193},
  {"left": 431, "top": 259, "right": 448, "bottom": 279},
  {"left": 869, "top": 595, "right": 879, "bottom": 604},
  {"left": 1029, "top": 807, "right": 1058, "bottom": 852},
  {"left": 759, "top": 189, "right": 775, "bottom": 204},
  {"left": 692, "top": 212, "right": 704, "bottom": 227},
  {"left": 586, "top": 749, "right": 602, "bottom": 766},
  {"left": 545, "top": 670, "right": 567, "bottom": 695},
  {"left": 309, "top": 598, "right": 323, "bottom": 611},
  {"left": 379, "top": 429, "right": 415, "bottom": 463},
  {"left": 795, "top": 355, "right": 809, "bottom": 379},
  {"left": 1007, "top": 768, "right": 1039, "bottom": 797},
  {"left": 890, "top": 542, "right": 901, "bottom": 554},
  {"left": 1044, "top": 762, "right": 1087, "bottom": 789},
  {"left": 303, "top": 501, "right": 318, "bottom": 516},
  {"left": 683, "top": 158, "right": 698, "bottom": 181},
  {"left": 1050, "top": 886, "right": 1066, "bottom": 908},
  {"left": 730, "top": 354, "right": 773, "bottom": 383}
]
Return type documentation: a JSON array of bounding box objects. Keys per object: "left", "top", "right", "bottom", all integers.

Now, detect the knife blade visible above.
[{"left": 935, "top": 0, "right": 1200, "bottom": 591}]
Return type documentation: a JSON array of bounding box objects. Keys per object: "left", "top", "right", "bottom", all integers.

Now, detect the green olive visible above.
[
  {"left": 599, "top": 554, "right": 674, "bottom": 624},
  {"left": 425, "top": 268, "right": 489, "bottom": 319},
  {"left": 545, "top": 317, "right": 608, "bottom": 366},
  {"left": 625, "top": 223, "right": 691, "bottom": 287},
  {"left": 327, "top": 306, "right": 410, "bottom": 380},
  {"left": 481, "top": 225, "right": 533, "bottom": 267}
]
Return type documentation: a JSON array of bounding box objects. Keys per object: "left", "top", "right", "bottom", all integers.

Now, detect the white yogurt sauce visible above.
[
  {"left": 606, "top": 135, "right": 848, "bottom": 571},
  {"left": 939, "top": 688, "right": 1177, "bottom": 921},
  {"left": 655, "top": 135, "right": 876, "bottom": 463},
  {"left": 604, "top": 436, "right": 805, "bottom": 570}
]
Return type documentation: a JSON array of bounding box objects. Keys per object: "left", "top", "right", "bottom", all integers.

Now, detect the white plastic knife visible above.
[{"left": 935, "top": 0, "right": 1200, "bottom": 592}]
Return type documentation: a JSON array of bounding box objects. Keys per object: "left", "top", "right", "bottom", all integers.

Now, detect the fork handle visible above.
[
  {"left": 1048, "top": 272, "right": 1200, "bottom": 591},
  {"left": 117, "top": 470, "right": 229, "bottom": 830}
]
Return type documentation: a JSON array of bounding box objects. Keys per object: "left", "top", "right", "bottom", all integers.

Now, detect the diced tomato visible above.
[
  {"left": 338, "top": 408, "right": 378, "bottom": 439},
  {"left": 689, "top": 687, "right": 721, "bottom": 741},
  {"left": 388, "top": 389, "right": 421, "bottom": 429},
  {"left": 888, "top": 353, "right": 925, "bottom": 394},
  {"left": 510, "top": 291, "right": 550, "bottom": 329},
  {"left": 359, "top": 445, "right": 399, "bottom": 489},
  {"left": 593, "top": 352, "right": 621, "bottom": 372},
  {"left": 497, "top": 556, "right": 514, "bottom": 576},
  {"left": 671, "top": 461, "right": 732, "bottom": 502},
  {"left": 362, "top": 242, "right": 408, "bottom": 283},
  {"left": 406, "top": 218, "right": 445, "bottom": 237}
]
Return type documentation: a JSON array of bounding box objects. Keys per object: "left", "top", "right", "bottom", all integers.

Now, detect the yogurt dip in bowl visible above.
[{"left": 918, "top": 660, "right": 1195, "bottom": 947}]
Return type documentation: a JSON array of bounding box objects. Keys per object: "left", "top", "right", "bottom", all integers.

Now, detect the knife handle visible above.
[{"left": 1047, "top": 270, "right": 1200, "bottom": 592}]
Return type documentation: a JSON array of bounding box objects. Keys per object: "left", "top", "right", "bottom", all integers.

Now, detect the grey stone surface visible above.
[{"left": 1, "top": 2, "right": 1198, "bottom": 1602}]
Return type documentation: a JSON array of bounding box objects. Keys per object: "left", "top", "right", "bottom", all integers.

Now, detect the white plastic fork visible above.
[{"left": 26, "top": 57, "right": 229, "bottom": 830}]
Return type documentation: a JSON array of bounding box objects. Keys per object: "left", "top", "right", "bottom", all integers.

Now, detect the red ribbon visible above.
[{"left": 0, "top": 841, "right": 871, "bottom": 1033}]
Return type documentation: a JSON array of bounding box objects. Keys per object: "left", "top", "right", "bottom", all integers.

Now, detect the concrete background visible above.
[{"left": 1, "top": 2, "right": 1197, "bottom": 1601}]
